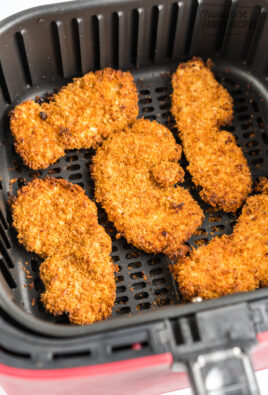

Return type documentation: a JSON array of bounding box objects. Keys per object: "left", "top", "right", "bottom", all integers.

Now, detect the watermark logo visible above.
[{"left": 200, "top": 5, "right": 258, "bottom": 36}]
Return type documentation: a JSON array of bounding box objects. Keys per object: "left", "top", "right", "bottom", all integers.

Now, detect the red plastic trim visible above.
[
  {"left": 256, "top": 331, "right": 268, "bottom": 344},
  {"left": 0, "top": 353, "right": 173, "bottom": 380}
]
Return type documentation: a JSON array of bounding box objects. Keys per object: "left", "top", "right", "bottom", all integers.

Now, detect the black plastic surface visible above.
[{"left": 0, "top": 0, "right": 267, "bottom": 338}]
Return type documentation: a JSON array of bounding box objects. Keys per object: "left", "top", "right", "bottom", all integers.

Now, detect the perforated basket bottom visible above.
[{"left": 0, "top": 60, "right": 267, "bottom": 325}]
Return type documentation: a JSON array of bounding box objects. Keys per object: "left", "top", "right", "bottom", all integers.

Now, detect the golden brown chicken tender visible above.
[
  {"left": 11, "top": 177, "right": 116, "bottom": 325},
  {"left": 10, "top": 68, "right": 138, "bottom": 169},
  {"left": 171, "top": 57, "right": 252, "bottom": 212},
  {"left": 92, "top": 118, "right": 204, "bottom": 259},
  {"left": 10, "top": 177, "right": 100, "bottom": 258},
  {"left": 172, "top": 184, "right": 268, "bottom": 300}
]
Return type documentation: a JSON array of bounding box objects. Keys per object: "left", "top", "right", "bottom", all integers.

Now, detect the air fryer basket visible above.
[
  {"left": 0, "top": 0, "right": 267, "bottom": 349},
  {"left": 0, "top": 1, "right": 268, "bottom": 393}
]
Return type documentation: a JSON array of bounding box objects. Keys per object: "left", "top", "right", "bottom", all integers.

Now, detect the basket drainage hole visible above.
[
  {"left": 262, "top": 133, "right": 268, "bottom": 145},
  {"left": 152, "top": 278, "right": 166, "bottom": 286},
  {"left": 128, "top": 262, "right": 142, "bottom": 270},
  {"left": 67, "top": 164, "right": 81, "bottom": 171},
  {"left": 243, "top": 132, "right": 255, "bottom": 139},
  {"left": 142, "top": 107, "right": 154, "bottom": 113},
  {"left": 144, "top": 115, "right": 156, "bottom": 121},
  {"left": 209, "top": 215, "right": 222, "bottom": 223},
  {"left": 224, "top": 125, "right": 235, "bottom": 132},
  {"left": 117, "top": 285, "right": 126, "bottom": 293},
  {"left": 252, "top": 158, "right": 264, "bottom": 165},
  {"left": 238, "top": 114, "right": 250, "bottom": 122},
  {"left": 246, "top": 140, "right": 258, "bottom": 148},
  {"left": 235, "top": 106, "right": 248, "bottom": 113},
  {"left": 116, "top": 306, "right": 130, "bottom": 315},
  {"left": 159, "top": 103, "right": 170, "bottom": 110},
  {"left": 155, "top": 87, "right": 168, "bottom": 93},
  {"left": 257, "top": 116, "right": 264, "bottom": 129},
  {"left": 134, "top": 291, "right": 149, "bottom": 300},
  {"left": 241, "top": 122, "right": 251, "bottom": 130},
  {"left": 139, "top": 98, "right": 152, "bottom": 104},
  {"left": 130, "top": 271, "right": 144, "bottom": 280},
  {"left": 234, "top": 98, "right": 245, "bottom": 104},
  {"left": 69, "top": 173, "right": 82, "bottom": 181},
  {"left": 248, "top": 149, "right": 261, "bottom": 157},
  {"left": 162, "top": 111, "right": 171, "bottom": 119},
  {"left": 38, "top": 300, "right": 46, "bottom": 312},
  {"left": 157, "top": 297, "right": 170, "bottom": 306},
  {"left": 139, "top": 89, "right": 150, "bottom": 95},
  {"left": 115, "top": 275, "right": 124, "bottom": 283},
  {"left": 112, "top": 255, "right": 120, "bottom": 263},
  {"left": 157, "top": 94, "right": 170, "bottom": 102},
  {"left": 17, "top": 178, "right": 25, "bottom": 187},
  {"left": 29, "top": 171, "right": 42, "bottom": 178},
  {"left": 34, "top": 279, "right": 45, "bottom": 292},
  {"left": 133, "top": 281, "right": 146, "bottom": 290},
  {"left": 65, "top": 155, "right": 78, "bottom": 162},
  {"left": 115, "top": 296, "right": 128, "bottom": 304},
  {"left": 155, "top": 287, "right": 168, "bottom": 296},
  {"left": 137, "top": 302, "right": 151, "bottom": 311},
  {"left": 147, "top": 258, "right": 161, "bottom": 266},
  {"left": 48, "top": 168, "right": 61, "bottom": 175},
  {"left": 31, "top": 258, "right": 39, "bottom": 272},
  {"left": 150, "top": 268, "right": 163, "bottom": 276},
  {"left": 211, "top": 225, "right": 225, "bottom": 232},
  {"left": 126, "top": 251, "right": 140, "bottom": 259},
  {"left": 251, "top": 100, "right": 259, "bottom": 112}
]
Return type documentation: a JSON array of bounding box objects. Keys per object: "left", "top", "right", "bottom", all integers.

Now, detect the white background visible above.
[{"left": 0, "top": 1, "right": 268, "bottom": 394}]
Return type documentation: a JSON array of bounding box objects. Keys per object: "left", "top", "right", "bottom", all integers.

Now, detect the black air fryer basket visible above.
[{"left": 0, "top": 0, "right": 268, "bottom": 394}]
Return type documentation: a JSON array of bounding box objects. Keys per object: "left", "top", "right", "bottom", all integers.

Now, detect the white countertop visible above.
[{"left": 0, "top": 1, "right": 268, "bottom": 394}]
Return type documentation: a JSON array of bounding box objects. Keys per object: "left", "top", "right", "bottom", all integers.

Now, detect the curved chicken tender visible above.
[
  {"left": 172, "top": 186, "right": 268, "bottom": 300},
  {"left": 92, "top": 119, "right": 204, "bottom": 259},
  {"left": 171, "top": 57, "right": 252, "bottom": 212},
  {"left": 11, "top": 177, "right": 116, "bottom": 325},
  {"left": 10, "top": 68, "right": 138, "bottom": 169}
]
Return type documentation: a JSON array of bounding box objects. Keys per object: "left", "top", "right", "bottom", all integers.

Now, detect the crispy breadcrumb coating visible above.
[
  {"left": 10, "top": 68, "right": 138, "bottom": 169},
  {"left": 171, "top": 57, "right": 252, "bottom": 212},
  {"left": 11, "top": 177, "right": 116, "bottom": 325},
  {"left": 92, "top": 119, "right": 204, "bottom": 259},
  {"left": 172, "top": 181, "right": 268, "bottom": 300}
]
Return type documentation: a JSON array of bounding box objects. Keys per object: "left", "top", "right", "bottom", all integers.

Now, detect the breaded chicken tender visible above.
[
  {"left": 11, "top": 177, "right": 100, "bottom": 257},
  {"left": 172, "top": 182, "right": 268, "bottom": 300},
  {"left": 11, "top": 177, "right": 116, "bottom": 325},
  {"left": 10, "top": 68, "right": 138, "bottom": 169},
  {"left": 92, "top": 119, "right": 204, "bottom": 259},
  {"left": 171, "top": 57, "right": 252, "bottom": 212}
]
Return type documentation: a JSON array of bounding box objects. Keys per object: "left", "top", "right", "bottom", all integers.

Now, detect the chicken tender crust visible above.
[
  {"left": 11, "top": 177, "right": 116, "bottom": 325},
  {"left": 10, "top": 68, "right": 138, "bottom": 169},
  {"left": 92, "top": 119, "right": 204, "bottom": 259},
  {"left": 172, "top": 184, "right": 268, "bottom": 300},
  {"left": 171, "top": 57, "right": 252, "bottom": 212}
]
